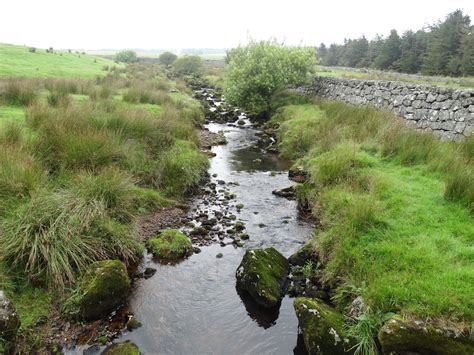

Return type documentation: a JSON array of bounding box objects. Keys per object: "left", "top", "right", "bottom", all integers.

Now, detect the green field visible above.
[{"left": 0, "top": 43, "right": 122, "bottom": 78}]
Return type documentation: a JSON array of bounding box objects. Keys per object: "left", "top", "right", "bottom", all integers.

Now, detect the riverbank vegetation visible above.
[
  {"left": 0, "top": 53, "right": 208, "bottom": 351},
  {"left": 271, "top": 94, "right": 473, "bottom": 350}
]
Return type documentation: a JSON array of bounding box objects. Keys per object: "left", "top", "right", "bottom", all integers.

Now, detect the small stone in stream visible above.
[
  {"left": 217, "top": 180, "right": 225, "bottom": 185},
  {"left": 235, "top": 221, "right": 245, "bottom": 231},
  {"left": 234, "top": 241, "right": 244, "bottom": 247},
  {"left": 212, "top": 173, "right": 218, "bottom": 177},
  {"left": 240, "top": 233, "right": 249, "bottom": 240},
  {"left": 282, "top": 220, "right": 289, "bottom": 224},
  {"left": 227, "top": 228, "right": 236, "bottom": 235},
  {"left": 102, "top": 341, "right": 140, "bottom": 355},
  {"left": 193, "top": 247, "right": 202, "bottom": 254},
  {"left": 253, "top": 211, "right": 259, "bottom": 215},
  {"left": 258, "top": 223, "right": 266, "bottom": 228},
  {"left": 229, "top": 214, "right": 237, "bottom": 220},
  {"left": 126, "top": 317, "right": 142, "bottom": 331},
  {"left": 272, "top": 186, "right": 296, "bottom": 199},
  {"left": 143, "top": 267, "right": 156, "bottom": 279},
  {"left": 236, "top": 203, "right": 244, "bottom": 210},
  {"left": 270, "top": 171, "right": 277, "bottom": 176},
  {"left": 216, "top": 253, "right": 223, "bottom": 258},
  {"left": 237, "top": 119, "right": 245, "bottom": 126}
]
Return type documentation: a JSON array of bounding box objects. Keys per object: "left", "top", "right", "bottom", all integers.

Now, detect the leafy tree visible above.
[
  {"left": 115, "top": 50, "right": 138, "bottom": 63},
  {"left": 324, "top": 44, "right": 340, "bottom": 66},
  {"left": 346, "top": 37, "right": 369, "bottom": 67},
  {"left": 173, "top": 55, "right": 202, "bottom": 75},
  {"left": 159, "top": 51, "right": 177, "bottom": 65},
  {"left": 374, "top": 30, "right": 401, "bottom": 70},
  {"left": 392, "top": 30, "right": 428, "bottom": 73},
  {"left": 460, "top": 29, "right": 474, "bottom": 75},
  {"left": 366, "top": 34, "right": 384, "bottom": 68},
  {"left": 422, "top": 10, "right": 470, "bottom": 75},
  {"left": 317, "top": 43, "right": 328, "bottom": 64},
  {"left": 225, "top": 40, "right": 316, "bottom": 117}
]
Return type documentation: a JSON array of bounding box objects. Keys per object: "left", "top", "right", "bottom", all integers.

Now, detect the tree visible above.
[
  {"left": 460, "top": 29, "right": 474, "bottom": 76},
  {"left": 159, "top": 51, "right": 177, "bottom": 65},
  {"left": 392, "top": 30, "right": 428, "bottom": 73},
  {"left": 324, "top": 44, "right": 340, "bottom": 66},
  {"left": 374, "top": 30, "right": 401, "bottom": 70},
  {"left": 225, "top": 40, "right": 316, "bottom": 117},
  {"left": 317, "top": 43, "right": 328, "bottom": 64},
  {"left": 173, "top": 55, "right": 202, "bottom": 75},
  {"left": 115, "top": 50, "right": 138, "bottom": 63},
  {"left": 422, "top": 10, "right": 470, "bottom": 75}
]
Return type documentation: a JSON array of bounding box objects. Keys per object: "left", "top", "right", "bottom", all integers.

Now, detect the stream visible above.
[{"left": 72, "top": 86, "right": 314, "bottom": 354}]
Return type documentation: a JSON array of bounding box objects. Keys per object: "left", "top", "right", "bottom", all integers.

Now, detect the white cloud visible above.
[{"left": 1, "top": 0, "right": 473, "bottom": 50}]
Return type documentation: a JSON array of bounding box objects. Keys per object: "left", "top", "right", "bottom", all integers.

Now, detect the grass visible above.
[
  {"left": 273, "top": 95, "right": 473, "bottom": 349},
  {"left": 315, "top": 66, "right": 474, "bottom": 89},
  {"left": 0, "top": 43, "right": 121, "bottom": 78},
  {"left": 0, "top": 60, "right": 209, "bottom": 351}
]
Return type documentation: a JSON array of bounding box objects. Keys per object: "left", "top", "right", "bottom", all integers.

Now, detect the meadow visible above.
[
  {"left": 0, "top": 45, "right": 208, "bottom": 352},
  {"left": 271, "top": 93, "right": 473, "bottom": 350}
]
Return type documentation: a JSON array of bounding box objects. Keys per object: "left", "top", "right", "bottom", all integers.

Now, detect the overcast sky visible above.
[{"left": 1, "top": 0, "right": 473, "bottom": 50}]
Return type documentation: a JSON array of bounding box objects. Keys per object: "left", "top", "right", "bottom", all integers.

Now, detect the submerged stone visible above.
[
  {"left": 102, "top": 340, "right": 140, "bottom": 355},
  {"left": 378, "top": 315, "right": 474, "bottom": 355},
  {"left": 148, "top": 229, "right": 193, "bottom": 261},
  {"left": 236, "top": 248, "right": 289, "bottom": 308},
  {"left": 294, "top": 298, "right": 355, "bottom": 355},
  {"left": 78, "top": 260, "right": 130, "bottom": 321}
]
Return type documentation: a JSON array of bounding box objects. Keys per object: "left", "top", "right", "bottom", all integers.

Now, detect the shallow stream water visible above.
[{"left": 118, "top": 121, "right": 314, "bottom": 354}]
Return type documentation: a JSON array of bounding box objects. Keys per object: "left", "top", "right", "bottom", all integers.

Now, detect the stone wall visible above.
[{"left": 298, "top": 76, "right": 474, "bottom": 141}]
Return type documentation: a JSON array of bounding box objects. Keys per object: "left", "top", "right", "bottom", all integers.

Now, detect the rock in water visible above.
[
  {"left": 148, "top": 229, "right": 193, "bottom": 261},
  {"left": 102, "top": 340, "right": 140, "bottom": 355},
  {"left": 235, "top": 248, "right": 289, "bottom": 308},
  {"left": 78, "top": 260, "right": 130, "bottom": 320},
  {"left": 272, "top": 186, "right": 296, "bottom": 199},
  {"left": 294, "top": 298, "right": 355, "bottom": 355},
  {"left": 289, "top": 241, "right": 317, "bottom": 266},
  {"left": 378, "top": 315, "right": 474, "bottom": 355},
  {"left": 0, "top": 291, "right": 20, "bottom": 352}
]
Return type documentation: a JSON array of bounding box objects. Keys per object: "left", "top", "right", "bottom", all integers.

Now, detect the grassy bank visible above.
[
  {"left": 0, "top": 43, "right": 122, "bottom": 78},
  {"left": 0, "top": 61, "right": 208, "bottom": 351},
  {"left": 272, "top": 95, "right": 473, "bottom": 348}
]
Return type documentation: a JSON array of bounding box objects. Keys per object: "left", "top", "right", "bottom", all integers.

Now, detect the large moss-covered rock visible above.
[
  {"left": 78, "top": 260, "right": 130, "bottom": 320},
  {"left": 102, "top": 340, "right": 140, "bottom": 355},
  {"left": 148, "top": 229, "right": 193, "bottom": 261},
  {"left": 378, "top": 315, "right": 474, "bottom": 355},
  {"left": 289, "top": 240, "right": 318, "bottom": 266},
  {"left": 236, "top": 248, "right": 289, "bottom": 308},
  {"left": 294, "top": 298, "right": 355, "bottom": 355}
]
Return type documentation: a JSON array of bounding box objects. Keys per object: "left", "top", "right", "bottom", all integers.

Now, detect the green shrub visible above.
[
  {"left": 159, "top": 51, "right": 178, "bottom": 65},
  {"left": 115, "top": 50, "right": 138, "bottom": 63},
  {"left": 173, "top": 55, "right": 203, "bottom": 76}
]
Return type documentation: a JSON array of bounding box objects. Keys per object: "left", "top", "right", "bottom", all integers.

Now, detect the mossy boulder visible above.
[
  {"left": 289, "top": 240, "right": 318, "bottom": 266},
  {"left": 378, "top": 315, "right": 474, "bottom": 355},
  {"left": 78, "top": 260, "right": 130, "bottom": 320},
  {"left": 148, "top": 229, "right": 193, "bottom": 261},
  {"left": 102, "top": 340, "right": 140, "bottom": 355},
  {"left": 235, "top": 248, "right": 289, "bottom": 308},
  {"left": 0, "top": 291, "right": 20, "bottom": 353},
  {"left": 294, "top": 298, "right": 355, "bottom": 355}
]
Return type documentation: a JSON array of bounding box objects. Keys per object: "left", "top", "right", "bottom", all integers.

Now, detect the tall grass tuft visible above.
[{"left": 0, "top": 78, "right": 39, "bottom": 106}]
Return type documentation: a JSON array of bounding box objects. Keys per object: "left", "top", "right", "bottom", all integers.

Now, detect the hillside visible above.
[{"left": 0, "top": 43, "right": 121, "bottom": 78}]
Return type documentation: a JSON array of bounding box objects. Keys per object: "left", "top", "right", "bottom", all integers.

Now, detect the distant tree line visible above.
[{"left": 317, "top": 10, "right": 474, "bottom": 77}]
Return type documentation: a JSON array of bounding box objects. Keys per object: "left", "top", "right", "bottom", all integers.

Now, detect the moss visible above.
[
  {"left": 235, "top": 248, "right": 289, "bottom": 308},
  {"left": 379, "top": 315, "right": 474, "bottom": 355},
  {"left": 103, "top": 341, "right": 140, "bottom": 355},
  {"left": 77, "top": 260, "right": 130, "bottom": 320},
  {"left": 289, "top": 240, "right": 318, "bottom": 266},
  {"left": 294, "top": 298, "right": 355, "bottom": 355},
  {"left": 148, "top": 229, "right": 193, "bottom": 261}
]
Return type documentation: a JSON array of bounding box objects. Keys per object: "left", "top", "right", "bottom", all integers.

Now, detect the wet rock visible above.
[
  {"left": 0, "top": 291, "right": 20, "bottom": 346},
  {"left": 239, "top": 233, "right": 250, "bottom": 240},
  {"left": 216, "top": 253, "right": 224, "bottom": 258},
  {"left": 193, "top": 246, "right": 202, "bottom": 254},
  {"left": 126, "top": 317, "right": 142, "bottom": 331},
  {"left": 272, "top": 186, "right": 296, "bottom": 199},
  {"left": 77, "top": 260, "right": 130, "bottom": 321},
  {"left": 294, "top": 298, "right": 355, "bottom": 355},
  {"left": 378, "top": 315, "right": 474, "bottom": 355},
  {"left": 234, "top": 221, "right": 245, "bottom": 231},
  {"left": 288, "top": 166, "right": 308, "bottom": 183},
  {"left": 143, "top": 267, "right": 156, "bottom": 279},
  {"left": 236, "top": 248, "right": 290, "bottom": 308},
  {"left": 289, "top": 241, "right": 317, "bottom": 266},
  {"left": 148, "top": 229, "right": 193, "bottom": 261},
  {"left": 235, "top": 203, "right": 244, "bottom": 210},
  {"left": 348, "top": 296, "right": 366, "bottom": 318},
  {"left": 102, "top": 340, "right": 140, "bottom": 355}
]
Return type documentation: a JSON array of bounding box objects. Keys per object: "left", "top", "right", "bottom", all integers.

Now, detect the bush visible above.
[
  {"left": 28, "top": 47, "right": 36, "bottom": 53},
  {"left": 159, "top": 51, "right": 178, "bottom": 65},
  {"left": 115, "top": 50, "right": 138, "bottom": 63},
  {"left": 47, "top": 91, "right": 71, "bottom": 107},
  {"left": 173, "top": 55, "right": 203, "bottom": 76},
  {"left": 225, "top": 40, "right": 316, "bottom": 117}
]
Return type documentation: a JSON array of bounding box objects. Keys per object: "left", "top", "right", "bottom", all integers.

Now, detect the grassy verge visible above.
[
  {"left": 0, "top": 43, "right": 122, "bottom": 78},
  {"left": 0, "top": 61, "right": 208, "bottom": 351},
  {"left": 272, "top": 94, "right": 473, "bottom": 347}
]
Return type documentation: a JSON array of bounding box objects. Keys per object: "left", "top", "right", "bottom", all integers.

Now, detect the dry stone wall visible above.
[{"left": 298, "top": 76, "right": 474, "bottom": 141}]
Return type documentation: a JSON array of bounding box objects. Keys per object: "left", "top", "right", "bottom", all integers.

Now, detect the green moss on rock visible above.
[
  {"left": 148, "top": 229, "right": 193, "bottom": 261},
  {"left": 289, "top": 240, "right": 318, "bottom": 266},
  {"left": 103, "top": 340, "right": 140, "bottom": 355},
  {"left": 378, "top": 315, "right": 474, "bottom": 355},
  {"left": 294, "top": 298, "right": 355, "bottom": 355},
  {"left": 236, "top": 247, "right": 289, "bottom": 308},
  {"left": 78, "top": 260, "right": 130, "bottom": 320}
]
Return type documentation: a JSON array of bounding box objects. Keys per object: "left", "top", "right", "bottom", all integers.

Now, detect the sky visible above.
[{"left": 1, "top": 0, "right": 474, "bottom": 51}]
